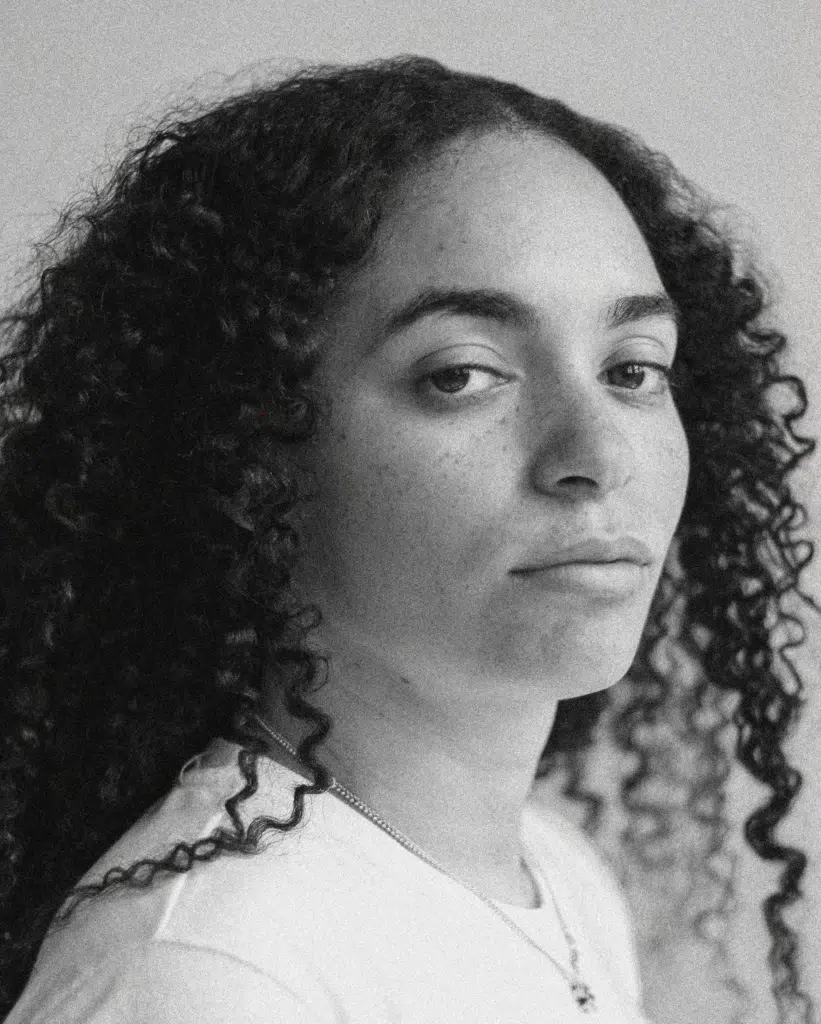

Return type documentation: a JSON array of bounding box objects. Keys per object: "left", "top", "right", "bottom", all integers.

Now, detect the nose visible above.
[{"left": 528, "top": 383, "right": 635, "bottom": 499}]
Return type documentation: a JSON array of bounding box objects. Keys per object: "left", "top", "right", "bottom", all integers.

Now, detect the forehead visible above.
[{"left": 324, "top": 131, "right": 665, "bottom": 342}]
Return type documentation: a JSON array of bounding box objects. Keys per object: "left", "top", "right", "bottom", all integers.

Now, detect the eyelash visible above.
[{"left": 419, "top": 360, "right": 679, "bottom": 400}]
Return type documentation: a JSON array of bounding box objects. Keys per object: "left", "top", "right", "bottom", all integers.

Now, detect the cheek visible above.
[
  {"left": 671, "top": 416, "right": 690, "bottom": 493},
  {"left": 303, "top": 417, "right": 506, "bottom": 592},
  {"left": 652, "top": 415, "right": 690, "bottom": 527}
]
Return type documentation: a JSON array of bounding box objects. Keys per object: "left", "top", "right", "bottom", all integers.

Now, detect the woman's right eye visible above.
[{"left": 418, "top": 364, "right": 510, "bottom": 398}]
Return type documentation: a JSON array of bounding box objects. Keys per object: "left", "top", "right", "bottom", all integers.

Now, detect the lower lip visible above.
[{"left": 511, "top": 561, "right": 647, "bottom": 596}]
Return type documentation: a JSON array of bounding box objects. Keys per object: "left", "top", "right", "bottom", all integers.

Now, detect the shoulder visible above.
[
  {"left": 8, "top": 741, "right": 342, "bottom": 1023},
  {"left": 7, "top": 741, "right": 346, "bottom": 1023}
]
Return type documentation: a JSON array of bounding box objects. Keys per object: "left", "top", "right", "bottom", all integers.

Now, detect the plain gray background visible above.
[{"left": 2, "top": 2, "right": 818, "bottom": 1021}]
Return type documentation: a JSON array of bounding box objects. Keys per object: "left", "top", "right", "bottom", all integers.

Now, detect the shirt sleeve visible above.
[{"left": 9, "top": 942, "right": 339, "bottom": 1024}]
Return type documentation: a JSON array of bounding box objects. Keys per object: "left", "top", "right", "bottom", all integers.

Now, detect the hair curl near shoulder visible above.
[{"left": 0, "top": 56, "right": 817, "bottom": 1021}]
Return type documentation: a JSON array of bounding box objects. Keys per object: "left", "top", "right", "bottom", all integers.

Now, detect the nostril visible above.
[{"left": 558, "top": 476, "right": 598, "bottom": 487}]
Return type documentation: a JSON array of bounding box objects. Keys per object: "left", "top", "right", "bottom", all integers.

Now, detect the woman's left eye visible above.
[
  {"left": 418, "top": 364, "right": 510, "bottom": 398},
  {"left": 605, "top": 361, "right": 676, "bottom": 395}
]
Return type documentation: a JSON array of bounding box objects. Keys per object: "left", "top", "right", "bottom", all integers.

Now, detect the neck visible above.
[{"left": 257, "top": 635, "right": 559, "bottom": 907}]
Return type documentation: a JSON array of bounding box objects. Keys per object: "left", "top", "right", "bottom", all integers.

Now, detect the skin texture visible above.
[{"left": 261, "top": 130, "right": 690, "bottom": 906}]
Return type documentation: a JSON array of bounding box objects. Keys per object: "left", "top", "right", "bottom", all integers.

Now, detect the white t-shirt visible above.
[{"left": 7, "top": 737, "right": 654, "bottom": 1023}]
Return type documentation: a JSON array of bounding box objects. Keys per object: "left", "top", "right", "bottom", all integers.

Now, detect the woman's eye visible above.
[
  {"left": 418, "top": 364, "right": 510, "bottom": 398},
  {"left": 605, "top": 361, "right": 677, "bottom": 396}
]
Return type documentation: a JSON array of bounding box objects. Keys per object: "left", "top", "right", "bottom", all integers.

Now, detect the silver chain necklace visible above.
[{"left": 249, "top": 711, "right": 597, "bottom": 1014}]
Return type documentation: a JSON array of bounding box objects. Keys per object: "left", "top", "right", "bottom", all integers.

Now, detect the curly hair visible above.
[{"left": 0, "top": 56, "right": 817, "bottom": 1022}]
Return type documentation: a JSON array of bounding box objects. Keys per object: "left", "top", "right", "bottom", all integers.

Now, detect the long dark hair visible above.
[{"left": 1, "top": 56, "right": 817, "bottom": 1021}]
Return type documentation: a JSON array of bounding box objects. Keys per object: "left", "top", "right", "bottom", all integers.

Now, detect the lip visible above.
[{"left": 511, "top": 536, "right": 653, "bottom": 573}]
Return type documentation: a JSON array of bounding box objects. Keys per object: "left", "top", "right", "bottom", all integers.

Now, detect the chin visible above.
[
  {"left": 467, "top": 643, "right": 638, "bottom": 699},
  {"left": 505, "top": 627, "right": 643, "bottom": 693}
]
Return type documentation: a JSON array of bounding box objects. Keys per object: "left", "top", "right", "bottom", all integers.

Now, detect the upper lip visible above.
[{"left": 512, "top": 536, "right": 653, "bottom": 572}]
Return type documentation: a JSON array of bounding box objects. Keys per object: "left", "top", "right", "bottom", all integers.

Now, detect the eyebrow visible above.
[{"left": 373, "top": 286, "right": 681, "bottom": 349}]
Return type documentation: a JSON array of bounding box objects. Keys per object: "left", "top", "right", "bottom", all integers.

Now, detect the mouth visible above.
[
  {"left": 511, "top": 536, "right": 654, "bottom": 574},
  {"left": 510, "top": 559, "right": 648, "bottom": 597},
  {"left": 512, "top": 557, "right": 645, "bottom": 573}
]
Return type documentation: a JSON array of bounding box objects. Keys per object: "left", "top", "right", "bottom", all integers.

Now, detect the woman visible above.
[{"left": 0, "top": 57, "right": 817, "bottom": 1023}]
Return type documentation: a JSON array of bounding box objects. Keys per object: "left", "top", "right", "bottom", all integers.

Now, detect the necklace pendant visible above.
[{"left": 571, "top": 980, "right": 596, "bottom": 1013}]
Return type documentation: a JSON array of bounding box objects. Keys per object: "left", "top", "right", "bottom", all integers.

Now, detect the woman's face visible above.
[{"left": 292, "top": 131, "right": 689, "bottom": 699}]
